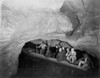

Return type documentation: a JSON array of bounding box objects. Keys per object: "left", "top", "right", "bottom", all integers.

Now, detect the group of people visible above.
[
  {"left": 23, "top": 41, "right": 89, "bottom": 68},
  {"left": 37, "top": 42, "right": 89, "bottom": 68}
]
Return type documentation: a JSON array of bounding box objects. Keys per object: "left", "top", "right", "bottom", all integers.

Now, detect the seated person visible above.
[
  {"left": 66, "top": 48, "right": 76, "bottom": 63},
  {"left": 77, "top": 54, "right": 89, "bottom": 68},
  {"left": 65, "top": 48, "right": 71, "bottom": 57}
]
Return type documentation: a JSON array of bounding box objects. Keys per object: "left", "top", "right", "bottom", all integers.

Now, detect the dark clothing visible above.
[
  {"left": 56, "top": 50, "right": 66, "bottom": 62},
  {"left": 49, "top": 47, "right": 57, "bottom": 58}
]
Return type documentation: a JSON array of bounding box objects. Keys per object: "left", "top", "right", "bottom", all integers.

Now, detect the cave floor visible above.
[{"left": 12, "top": 52, "right": 98, "bottom": 78}]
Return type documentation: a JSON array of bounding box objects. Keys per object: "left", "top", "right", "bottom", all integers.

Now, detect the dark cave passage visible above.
[{"left": 11, "top": 40, "right": 100, "bottom": 78}]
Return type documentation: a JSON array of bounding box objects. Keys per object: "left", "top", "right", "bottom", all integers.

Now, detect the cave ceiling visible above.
[{"left": 0, "top": 0, "right": 100, "bottom": 56}]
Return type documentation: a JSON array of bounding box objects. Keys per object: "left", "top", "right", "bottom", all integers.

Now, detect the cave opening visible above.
[{"left": 13, "top": 40, "right": 100, "bottom": 78}]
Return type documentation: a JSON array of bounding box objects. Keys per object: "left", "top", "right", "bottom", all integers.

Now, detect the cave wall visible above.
[{"left": 61, "top": 0, "right": 100, "bottom": 51}]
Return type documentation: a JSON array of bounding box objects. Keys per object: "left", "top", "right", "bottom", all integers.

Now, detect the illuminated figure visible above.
[
  {"left": 77, "top": 54, "right": 88, "bottom": 68},
  {"left": 65, "top": 48, "right": 89, "bottom": 68},
  {"left": 37, "top": 42, "right": 47, "bottom": 55},
  {"left": 66, "top": 48, "right": 76, "bottom": 63}
]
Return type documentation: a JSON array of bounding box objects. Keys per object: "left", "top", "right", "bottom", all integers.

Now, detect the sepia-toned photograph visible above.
[{"left": 0, "top": 0, "right": 100, "bottom": 78}]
